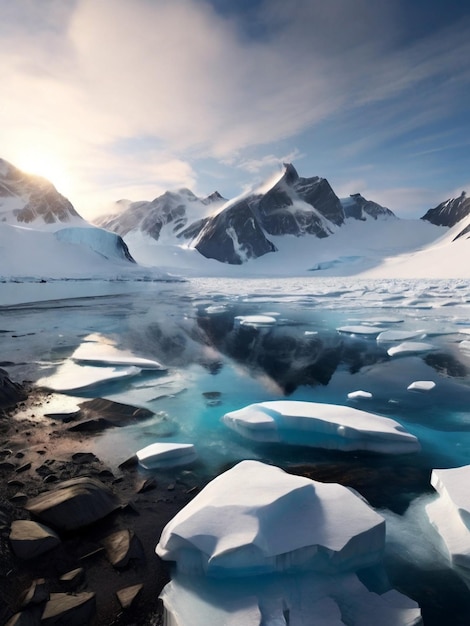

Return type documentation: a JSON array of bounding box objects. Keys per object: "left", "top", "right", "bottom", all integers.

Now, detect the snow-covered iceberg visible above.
[
  {"left": 222, "top": 401, "right": 419, "bottom": 454},
  {"left": 136, "top": 442, "right": 197, "bottom": 469},
  {"left": 387, "top": 341, "right": 435, "bottom": 357},
  {"left": 71, "top": 342, "right": 166, "bottom": 370},
  {"left": 426, "top": 465, "right": 470, "bottom": 583},
  {"left": 36, "top": 362, "right": 141, "bottom": 393},
  {"left": 160, "top": 571, "right": 422, "bottom": 626},
  {"left": 156, "top": 460, "right": 385, "bottom": 577}
]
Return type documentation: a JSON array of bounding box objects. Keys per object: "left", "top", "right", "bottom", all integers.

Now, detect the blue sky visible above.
[{"left": 1, "top": 0, "right": 470, "bottom": 219}]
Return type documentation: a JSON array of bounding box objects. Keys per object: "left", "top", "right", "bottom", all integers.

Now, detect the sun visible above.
[{"left": 15, "top": 150, "right": 71, "bottom": 194}]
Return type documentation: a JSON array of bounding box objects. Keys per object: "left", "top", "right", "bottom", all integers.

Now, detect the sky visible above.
[{"left": 2, "top": 0, "right": 470, "bottom": 220}]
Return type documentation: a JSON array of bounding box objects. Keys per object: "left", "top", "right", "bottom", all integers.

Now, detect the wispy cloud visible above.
[{"left": 1, "top": 0, "right": 470, "bottom": 217}]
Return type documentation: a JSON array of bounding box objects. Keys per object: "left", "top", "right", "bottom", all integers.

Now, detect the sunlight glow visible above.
[{"left": 15, "top": 150, "right": 72, "bottom": 195}]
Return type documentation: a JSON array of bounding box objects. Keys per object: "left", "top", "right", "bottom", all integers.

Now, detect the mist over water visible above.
[{"left": 3, "top": 276, "right": 470, "bottom": 623}]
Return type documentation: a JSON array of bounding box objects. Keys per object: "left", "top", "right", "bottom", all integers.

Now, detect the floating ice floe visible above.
[
  {"left": 376, "top": 329, "right": 426, "bottom": 343},
  {"left": 407, "top": 381, "right": 436, "bottom": 392},
  {"left": 337, "top": 325, "right": 382, "bottom": 337},
  {"left": 459, "top": 340, "right": 470, "bottom": 355},
  {"left": 235, "top": 315, "right": 277, "bottom": 328},
  {"left": 156, "top": 460, "right": 385, "bottom": 576},
  {"left": 426, "top": 465, "right": 470, "bottom": 583},
  {"left": 71, "top": 342, "right": 166, "bottom": 370},
  {"left": 160, "top": 571, "right": 422, "bottom": 626},
  {"left": 347, "top": 390, "right": 373, "bottom": 399},
  {"left": 387, "top": 341, "right": 435, "bottom": 357},
  {"left": 136, "top": 442, "right": 197, "bottom": 469},
  {"left": 36, "top": 362, "right": 141, "bottom": 393},
  {"left": 222, "top": 401, "right": 419, "bottom": 454}
]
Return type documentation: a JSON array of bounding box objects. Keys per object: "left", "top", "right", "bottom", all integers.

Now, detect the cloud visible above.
[{"left": 1, "top": 0, "right": 470, "bottom": 217}]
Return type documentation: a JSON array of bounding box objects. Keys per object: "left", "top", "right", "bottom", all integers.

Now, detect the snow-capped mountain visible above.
[
  {"left": 421, "top": 191, "right": 470, "bottom": 228},
  {"left": 341, "top": 194, "right": 397, "bottom": 221},
  {"left": 0, "top": 158, "right": 82, "bottom": 227},
  {"left": 95, "top": 188, "right": 226, "bottom": 243},
  {"left": 0, "top": 158, "right": 143, "bottom": 279}
]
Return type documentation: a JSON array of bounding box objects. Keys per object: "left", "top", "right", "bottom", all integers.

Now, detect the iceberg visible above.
[
  {"left": 235, "top": 315, "right": 277, "bottom": 328},
  {"left": 36, "top": 362, "right": 141, "bottom": 393},
  {"left": 160, "top": 571, "right": 422, "bottom": 626},
  {"left": 156, "top": 460, "right": 386, "bottom": 577},
  {"left": 376, "top": 329, "right": 425, "bottom": 343},
  {"left": 136, "top": 442, "right": 197, "bottom": 469},
  {"left": 407, "top": 380, "right": 436, "bottom": 391},
  {"left": 387, "top": 341, "right": 435, "bottom": 357},
  {"left": 337, "top": 325, "right": 382, "bottom": 337},
  {"left": 71, "top": 342, "right": 166, "bottom": 370},
  {"left": 347, "top": 390, "right": 373, "bottom": 399},
  {"left": 426, "top": 465, "right": 470, "bottom": 579},
  {"left": 222, "top": 401, "right": 419, "bottom": 454}
]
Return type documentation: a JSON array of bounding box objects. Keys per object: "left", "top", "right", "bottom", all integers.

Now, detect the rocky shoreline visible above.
[{"left": 0, "top": 373, "right": 203, "bottom": 626}]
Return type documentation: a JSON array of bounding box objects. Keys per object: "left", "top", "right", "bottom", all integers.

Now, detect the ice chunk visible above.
[
  {"left": 235, "top": 315, "right": 277, "bottom": 328},
  {"left": 160, "top": 571, "right": 421, "bottom": 626},
  {"left": 71, "top": 342, "right": 166, "bottom": 370},
  {"left": 407, "top": 381, "right": 436, "bottom": 392},
  {"left": 347, "top": 390, "right": 373, "bottom": 399},
  {"left": 337, "top": 325, "right": 382, "bottom": 337},
  {"left": 36, "top": 362, "right": 141, "bottom": 393},
  {"left": 156, "top": 460, "right": 386, "bottom": 577},
  {"left": 426, "top": 466, "right": 470, "bottom": 576},
  {"left": 387, "top": 341, "right": 435, "bottom": 357},
  {"left": 136, "top": 442, "right": 197, "bottom": 469},
  {"left": 377, "top": 330, "right": 425, "bottom": 343},
  {"left": 222, "top": 401, "right": 419, "bottom": 454}
]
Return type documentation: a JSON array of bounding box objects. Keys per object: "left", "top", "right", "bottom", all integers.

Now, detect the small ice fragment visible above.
[
  {"left": 407, "top": 381, "right": 436, "bottom": 392},
  {"left": 235, "top": 315, "right": 277, "bottom": 328},
  {"left": 136, "top": 442, "right": 197, "bottom": 469},
  {"left": 377, "top": 330, "right": 426, "bottom": 343},
  {"left": 387, "top": 342, "right": 434, "bottom": 357},
  {"left": 347, "top": 390, "right": 373, "bottom": 399},
  {"left": 337, "top": 325, "right": 382, "bottom": 337}
]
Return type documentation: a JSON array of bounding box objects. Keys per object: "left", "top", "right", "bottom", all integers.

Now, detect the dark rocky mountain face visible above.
[
  {"left": 194, "top": 164, "right": 344, "bottom": 263},
  {"left": 194, "top": 200, "right": 277, "bottom": 264},
  {"left": 422, "top": 191, "right": 470, "bottom": 228},
  {"left": 343, "top": 193, "right": 396, "bottom": 221},
  {"left": 0, "top": 158, "right": 81, "bottom": 225}
]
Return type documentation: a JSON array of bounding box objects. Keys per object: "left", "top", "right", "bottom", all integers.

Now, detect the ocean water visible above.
[{"left": 3, "top": 276, "right": 470, "bottom": 623}]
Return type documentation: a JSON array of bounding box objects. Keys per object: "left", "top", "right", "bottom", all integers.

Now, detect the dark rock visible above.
[
  {"left": 118, "top": 454, "right": 138, "bottom": 470},
  {"left": 20, "top": 578, "right": 49, "bottom": 607},
  {"left": 67, "top": 418, "right": 113, "bottom": 432},
  {"left": 10, "top": 492, "right": 28, "bottom": 504},
  {"left": 102, "top": 528, "right": 144, "bottom": 568},
  {"left": 9, "top": 520, "right": 61, "bottom": 559},
  {"left": 16, "top": 463, "right": 31, "bottom": 474},
  {"left": 422, "top": 191, "right": 470, "bottom": 227},
  {"left": 136, "top": 477, "right": 157, "bottom": 493},
  {"left": 343, "top": 193, "right": 396, "bottom": 221},
  {"left": 116, "top": 583, "right": 144, "bottom": 610},
  {"left": 59, "top": 567, "right": 85, "bottom": 589},
  {"left": 71, "top": 452, "right": 99, "bottom": 464},
  {"left": 41, "top": 592, "right": 96, "bottom": 626},
  {"left": 0, "top": 461, "right": 17, "bottom": 472},
  {"left": 0, "top": 368, "right": 26, "bottom": 408},
  {"left": 4, "top": 608, "right": 43, "bottom": 626},
  {"left": 25, "top": 476, "right": 120, "bottom": 531}
]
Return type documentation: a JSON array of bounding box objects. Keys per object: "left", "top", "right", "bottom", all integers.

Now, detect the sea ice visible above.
[
  {"left": 71, "top": 342, "right": 166, "bottom": 370},
  {"left": 337, "top": 325, "right": 382, "bottom": 337},
  {"left": 222, "top": 401, "right": 419, "bottom": 454},
  {"left": 36, "top": 362, "right": 142, "bottom": 393},
  {"left": 387, "top": 341, "right": 435, "bottom": 357},
  {"left": 407, "top": 381, "right": 436, "bottom": 392},
  {"left": 347, "top": 390, "right": 373, "bottom": 399},
  {"left": 156, "top": 460, "right": 385, "bottom": 577},
  {"left": 136, "top": 442, "right": 197, "bottom": 469},
  {"left": 426, "top": 466, "right": 470, "bottom": 579},
  {"left": 376, "top": 329, "right": 426, "bottom": 343},
  {"left": 235, "top": 315, "right": 277, "bottom": 328}
]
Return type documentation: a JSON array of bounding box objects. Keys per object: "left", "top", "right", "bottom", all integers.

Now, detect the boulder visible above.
[{"left": 10, "top": 520, "right": 60, "bottom": 560}]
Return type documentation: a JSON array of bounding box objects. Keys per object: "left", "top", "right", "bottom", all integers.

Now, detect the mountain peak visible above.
[
  {"left": 282, "top": 163, "right": 299, "bottom": 185},
  {"left": 422, "top": 193, "right": 470, "bottom": 228}
]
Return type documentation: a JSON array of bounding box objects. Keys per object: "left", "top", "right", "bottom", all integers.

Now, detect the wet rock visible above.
[
  {"left": 0, "top": 461, "right": 16, "bottom": 472},
  {"left": 67, "top": 418, "right": 113, "bottom": 432},
  {"left": 16, "top": 463, "right": 31, "bottom": 474},
  {"left": 78, "top": 397, "right": 154, "bottom": 426},
  {"left": 102, "top": 528, "right": 144, "bottom": 568},
  {"left": 118, "top": 454, "right": 138, "bottom": 470},
  {"left": 0, "top": 368, "right": 26, "bottom": 408},
  {"left": 41, "top": 592, "right": 96, "bottom": 626},
  {"left": 10, "top": 492, "right": 28, "bottom": 504},
  {"left": 10, "top": 520, "right": 61, "bottom": 559},
  {"left": 25, "top": 476, "right": 120, "bottom": 531},
  {"left": 136, "top": 477, "right": 157, "bottom": 493},
  {"left": 20, "top": 578, "right": 49, "bottom": 607},
  {"left": 116, "top": 583, "right": 144, "bottom": 609},
  {"left": 4, "top": 608, "right": 42, "bottom": 626},
  {"left": 59, "top": 567, "right": 85, "bottom": 589},
  {"left": 71, "top": 452, "right": 99, "bottom": 464}
]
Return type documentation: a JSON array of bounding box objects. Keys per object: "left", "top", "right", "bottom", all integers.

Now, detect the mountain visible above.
[
  {"left": 0, "top": 158, "right": 143, "bottom": 279},
  {"left": 421, "top": 191, "right": 470, "bottom": 228},
  {"left": 341, "top": 194, "right": 397, "bottom": 221},
  {"left": 95, "top": 188, "right": 226, "bottom": 243},
  {"left": 0, "top": 158, "right": 82, "bottom": 227}
]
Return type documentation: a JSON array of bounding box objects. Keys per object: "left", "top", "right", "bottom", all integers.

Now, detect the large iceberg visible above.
[
  {"left": 426, "top": 465, "right": 470, "bottom": 584},
  {"left": 222, "top": 401, "right": 419, "bottom": 454},
  {"left": 160, "top": 571, "right": 422, "bottom": 626},
  {"left": 156, "top": 460, "right": 385, "bottom": 577}
]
